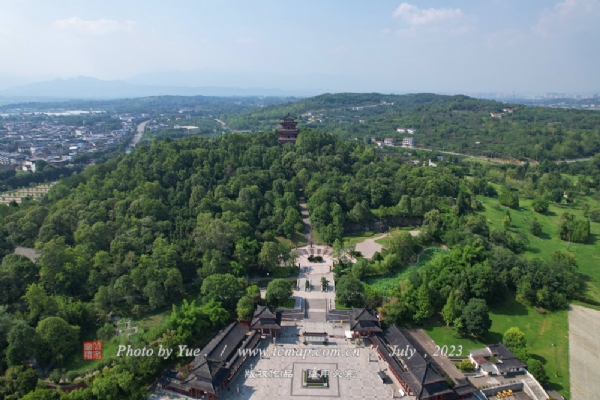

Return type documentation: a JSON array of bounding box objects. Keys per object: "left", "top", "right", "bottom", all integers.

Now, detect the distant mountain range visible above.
[{"left": 0, "top": 76, "right": 318, "bottom": 99}]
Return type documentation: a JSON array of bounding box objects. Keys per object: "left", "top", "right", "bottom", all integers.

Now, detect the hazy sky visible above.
[{"left": 1, "top": 0, "right": 599, "bottom": 93}]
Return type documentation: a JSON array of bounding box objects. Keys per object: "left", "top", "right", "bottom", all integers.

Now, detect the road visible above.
[
  {"left": 412, "top": 146, "right": 593, "bottom": 165},
  {"left": 129, "top": 120, "right": 149, "bottom": 148}
]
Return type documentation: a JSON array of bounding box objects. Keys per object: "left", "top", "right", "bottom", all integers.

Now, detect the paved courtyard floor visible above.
[{"left": 219, "top": 339, "right": 405, "bottom": 400}]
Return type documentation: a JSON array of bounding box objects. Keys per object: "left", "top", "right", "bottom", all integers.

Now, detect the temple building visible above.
[
  {"left": 278, "top": 113, "right": 299, "bottom": 144},
  {"left": 350, "top": 308, "right": 383, "bottom": 338},
  {"left": 371, "top": 325, "right": 477, "bottom": 399},
  {"left": 158, "top": 322, "right": 260, "bottom": 399},
  {"left": 250, "top": 305, "right": 281, "bottom": 337}
]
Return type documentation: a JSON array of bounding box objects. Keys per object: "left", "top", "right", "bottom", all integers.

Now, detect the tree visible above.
[
  {"left": 199, "top": 299, "right": 229, "bottom": 327},
  {"left": 0, "top": 254, "right": 37, "bottom": 306},
  {"left": 421, "top": 209, "right": 442, "bottom": 241},
  {"left": 498, "top": 188, "right": 519, "bottom": 209},
  {"left": 35, "top": 316, "right": 80, "bottom": 366},
  {"left": 17, "top": 368, "right": 39, "bottom": 397},
  {"left": 589, "top": 209, "right": 600, "bottom": 222},
  {"left": 143, "top": 281, "right": 166, "bottom": 309},
  {"left": 236, "top": 296, "right": 255, "bottom": 321},
  {"left": 527, "top": 359, "right": 548, "bottom": 383},
  {"left": 441, "top": 291, "right": 460, "bottom": 326},
  {"left": 460, "top": 298, "right": 491, "bottom": 337},
  {"left": 414, "top": 279, "right": 434, "bottom": 322},
  {"left": 529, "top": 218, "right": 542, "bottom": 236},
  {"left": 265, "top": 279, "right": 293, "bottom": 308},
  {"left": 457, "top": 359, "right": 474, "bottom": 372},
  {"left": 557, "top": 212, "right": 590, "bottom": 243},
  {"left": 97, "top": 322, "right": 116, "bottom": 341},
  {"left": 200, "top": 273, "right": 245, "bottom": 310},
  {"left": 246, "top": 285, "right": 261, "bottom": 303},
  {"left": 397, "top": 195, "right": 412, "bottom": 216},
  {"left": 165, "top": 299, "right": 209, "bottom": 345},
  {"left": 6, "top": 320, "right": 39, "bottom": 366},
  {"left": 194, "top": 214, "right": 238, "bottom": 256},
  {"left": 502, "top": 327, "right": 531, "bottom": 361},
  {"left": 24, "top": 283, "right": 57, "bottom": 323},
  {"left": 502, "top": 215, "right": 511, "bottom": 230},
  {"left": 335, "top": 274, "right": 364, "bottom": 307},
  {"left": 258, "top": 242, "right": 280, "bottom": 272},
  {"left": 384, "top": 230, "right": 415, "bottom": 264},
  {"left": 503, "top": 327, "right": 526, "bottom": 349},
  {"left": 532, "top": 198, "right": 549, "bottom": 213}
]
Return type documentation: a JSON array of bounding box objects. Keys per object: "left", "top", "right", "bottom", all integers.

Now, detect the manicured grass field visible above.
[
  {"left": 423, "top": 296, "right": 570, "bottom": 397},
  {"left": 477, "top": 191, "right": 600, "bottom": 302}
]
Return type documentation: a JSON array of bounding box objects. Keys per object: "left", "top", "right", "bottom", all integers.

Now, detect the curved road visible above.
[{"left": 129, "top": 120, "right": 149, "bottom": 148}]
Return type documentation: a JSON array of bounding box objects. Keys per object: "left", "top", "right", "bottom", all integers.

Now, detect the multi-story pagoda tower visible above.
[{"left": 278, "top": 113, "right": 299, "bottom": 144}]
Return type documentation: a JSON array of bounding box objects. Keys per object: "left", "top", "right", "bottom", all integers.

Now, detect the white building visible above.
[
  {"left": 468, "top": 344, "right": 527, "bottom": 376},
  {"left": 384, "top": 138, "right": 395, "bottom": 146},
  {"left": 402, "top": 137, "right": 414, "bottom": 148}
]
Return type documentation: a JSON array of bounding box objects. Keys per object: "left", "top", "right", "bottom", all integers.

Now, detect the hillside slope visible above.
[{"left": 224, "top": 93, "right": 600, "bottom": 161}]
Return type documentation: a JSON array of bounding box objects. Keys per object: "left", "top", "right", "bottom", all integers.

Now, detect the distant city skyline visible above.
[{"left": 1, "top": 0, "right": 599, "bottom": 94}]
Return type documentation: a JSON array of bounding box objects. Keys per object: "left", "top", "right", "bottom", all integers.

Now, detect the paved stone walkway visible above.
[
  {"left": 569, "top": 305, "right": 600, "bottom": 399},
  {"left": 354, "top": 231, "right": 420, "bottom": 260}
]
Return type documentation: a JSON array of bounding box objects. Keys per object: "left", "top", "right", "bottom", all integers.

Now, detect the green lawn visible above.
[
  {"left": 423, "top": 296, "right": 569, "bottom": 397},
  {"left": 278, "top": 298, "right": 296, "bottom": 309},
  {"left": 342, "top": 231, "right": 377, "bottom": 246},
  {"left": 334, "top": 300, "right": 352, "bottom": 310},
  {"left": 276, "top": 230, "right": 307, "bottom": 247},
  {"left": 477, "top": 191, "right": 600, "bottom": 302}
]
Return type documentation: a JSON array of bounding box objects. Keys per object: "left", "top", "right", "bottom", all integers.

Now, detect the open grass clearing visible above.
[
  {"left": 477, "top": 191, "right": 600, "bottom": 302},
  {"left": 423, "top": 295, "right": 569, "bottom": 397}
]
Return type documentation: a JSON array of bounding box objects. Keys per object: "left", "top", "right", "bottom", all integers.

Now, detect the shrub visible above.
[
  {"left": 557, "top": 212, "right": 590, "bottom": 243},
  {"left": 66, "top": 371, "right": 79, "bottom": 383},
  {"left": 529, "top": 218, "right": 542, "bottom": 237},
  {"left": 532, "top": 198, "right": 549, "bottom": 213},
  {"left": 589, "top": 209, "right": 600, "bottom": 222},
  {"left": 457, "top": 359, "right": 475, "bottom": 372},
  {"left": 527, "top": 359, "right": 548, "bottom": 383},
  {"left": 49, "top": 369, "right": 62, "bottom": 385},
  {"left": 498, "top": 188, "right": 519, "bottom": 208}
]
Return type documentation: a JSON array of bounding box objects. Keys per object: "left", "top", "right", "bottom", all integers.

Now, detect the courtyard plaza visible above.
[{"left": 219, "top": 333, "right": 407, "bottom": 400}]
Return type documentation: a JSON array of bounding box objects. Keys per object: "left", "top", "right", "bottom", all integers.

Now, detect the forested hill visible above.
[
  {"left": 0, "top": 128, "right": 594, "bottom": 398},
  {"left": 223, "top": 92, "right": 600, "bottom": 161}
]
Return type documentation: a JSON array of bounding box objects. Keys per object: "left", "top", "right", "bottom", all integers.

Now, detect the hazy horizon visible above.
[{"left": 1, "top": 0, "right": 599, "bottom": 94}]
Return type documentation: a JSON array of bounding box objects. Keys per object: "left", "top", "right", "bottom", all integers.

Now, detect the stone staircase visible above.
[{"left": 305, "top": 298, "right": 327, "bottom": 322}]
